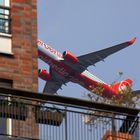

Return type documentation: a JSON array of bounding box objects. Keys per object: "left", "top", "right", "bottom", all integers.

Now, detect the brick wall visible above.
[
  {"left": 0, "top": 0, "right": 38, "bottom": 138},
  {"left": 0, "top": 0, "right": 38, "bottom": 92}
]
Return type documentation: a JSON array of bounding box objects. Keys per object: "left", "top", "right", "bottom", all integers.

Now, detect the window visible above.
[
  {"left": 0, "top": 78, "right": 13, "bottom": 88},
  {"left": 0, "top": 0, "right": 12, "bottom": 55},
  {"left": 0, "top": 0, "right": 10, "bottom": 8},
  {"left": 0, "top": 0, "right": 11, "bottom": 34}
]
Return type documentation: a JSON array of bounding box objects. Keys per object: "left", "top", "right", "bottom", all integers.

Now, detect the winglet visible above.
[{"left": 128, "top": 37, "right": 137, "bottom": 45}]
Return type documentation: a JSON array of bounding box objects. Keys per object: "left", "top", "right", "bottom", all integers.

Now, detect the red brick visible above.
[{"left": 0, "top": 0, "right": 39, "bottom": 139}]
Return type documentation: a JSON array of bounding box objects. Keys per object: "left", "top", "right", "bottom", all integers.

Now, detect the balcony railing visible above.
[
  {"left": 0, "top": 5, "right": 11, "bottom": 34},
  {"left": 0, "top": 87, "right": 139, "bottom": 140}
]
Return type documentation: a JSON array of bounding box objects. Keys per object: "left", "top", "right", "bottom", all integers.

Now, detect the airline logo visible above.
[
  {"left": 38, "top": 39, "right": 62, "bottom": 58},
  {"left": 118, "top": 79, "right": 132, "bottom": 92}
]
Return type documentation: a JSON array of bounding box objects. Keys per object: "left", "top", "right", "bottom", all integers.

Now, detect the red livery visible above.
[{"left": 38, "top": 37, "right": 137, "bottom": 99}]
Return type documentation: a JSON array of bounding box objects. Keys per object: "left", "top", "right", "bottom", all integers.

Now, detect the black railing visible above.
[
  {"left": 0, "top": 5, "right": 11, "bottom": 34},
  {"left": 0, "top": 87, "right": 139, "bottom": 140}
]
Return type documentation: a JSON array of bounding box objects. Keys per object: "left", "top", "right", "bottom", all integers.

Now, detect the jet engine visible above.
[
  {"left": 38, "top": 69, "right": 52, "bottom": 81},
  {"left": 63, "top": 51, "right": 78, "bottom": 64}
]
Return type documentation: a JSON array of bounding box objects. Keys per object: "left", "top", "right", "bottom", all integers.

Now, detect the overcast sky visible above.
[{"left": 37, "top": 0, "right": 140, "bottom": 99}]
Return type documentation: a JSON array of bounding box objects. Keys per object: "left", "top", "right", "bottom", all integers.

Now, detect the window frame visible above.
[
  {"left": 0, "top": 0, "right": 12, "bottom": 56},
  {"left": 0, "top": 2, "right": 11, "bottom": 35}
]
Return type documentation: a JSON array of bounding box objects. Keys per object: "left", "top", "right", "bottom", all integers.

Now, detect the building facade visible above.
[{"left": 0, "top": 0, "right": 38, "bottom": 138}]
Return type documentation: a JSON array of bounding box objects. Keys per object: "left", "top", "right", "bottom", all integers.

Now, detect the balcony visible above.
[{"left": 0, "top": 87, "right": 139, "bottom": 140}]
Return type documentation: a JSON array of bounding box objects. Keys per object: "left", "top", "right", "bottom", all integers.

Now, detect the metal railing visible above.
[
  {"left": 0, "top": 87, "right": 139, "bottom": 140},
  {"left": 0, "top": 5, "right": 11, "bottom": 34},
  {"left": 38, "top": 104, "right": 139, "bottom": 140}
]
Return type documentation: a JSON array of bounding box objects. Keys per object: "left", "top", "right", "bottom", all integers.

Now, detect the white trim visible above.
[
  {"left": 4, "top": 0, "right": 10, "bottom": 7},
  {"left": 0, "top": 51, "right": 13, "bottom": 55},
  {"left": 0, "top": 33, "right": 12, "bottom": 38},
  {"left": 0, "top": 37, "right": 12, "bottom": 54}
]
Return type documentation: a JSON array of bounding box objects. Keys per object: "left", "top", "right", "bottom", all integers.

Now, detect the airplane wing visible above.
[
  {"left": 43, "top": 80, "right": 63, "bottom": 94},
  {"left": 78, "top": 37, "right": 136, "bottom": 68},
  {"left": 43, "top": 68, "right": 68, "bottom": 94}
]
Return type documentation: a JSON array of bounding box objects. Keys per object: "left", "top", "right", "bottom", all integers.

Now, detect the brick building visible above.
[{"left": 0, "top": 0, "right": 38, "bottom": 138}]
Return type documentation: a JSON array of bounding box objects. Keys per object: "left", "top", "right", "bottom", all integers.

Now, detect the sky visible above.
[{"left": 37, "top": 0, "right": 140, "bottom": 99}]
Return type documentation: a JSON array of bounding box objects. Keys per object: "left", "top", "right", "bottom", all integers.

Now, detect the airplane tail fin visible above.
[{"left": 111, "top": 79, "right": 133, "bottom": 94}]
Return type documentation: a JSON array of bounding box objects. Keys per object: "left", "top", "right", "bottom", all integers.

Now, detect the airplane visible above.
[{"left": 38, "top": 37, "right": 138, "bottom": 100}]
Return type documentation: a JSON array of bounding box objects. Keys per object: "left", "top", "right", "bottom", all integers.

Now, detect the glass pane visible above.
[
  {"left": 0, "top": 0, "right": 4, "bottom": 5},
  {"left": 0, "top": 4, "right": 4, "bottom": 33}
]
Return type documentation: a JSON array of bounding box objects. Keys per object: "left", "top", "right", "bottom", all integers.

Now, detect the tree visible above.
[{"left": 83, "top": 80, "right": 140, "bottom": 125}]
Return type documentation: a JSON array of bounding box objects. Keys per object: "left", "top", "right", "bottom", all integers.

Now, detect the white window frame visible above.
[
  {"left": 0, "top": 0, "right": 10, "bottom": 7},
  {"left": 0, "top": 0, "right": 12, "bottom": 55}
]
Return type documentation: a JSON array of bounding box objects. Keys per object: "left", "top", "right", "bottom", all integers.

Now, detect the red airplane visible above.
[{"left": 38, "top": 37, "right": 137, "bottom": 99}]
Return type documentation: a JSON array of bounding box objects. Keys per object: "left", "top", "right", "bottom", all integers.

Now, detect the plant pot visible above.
[{"left": 35, "top": 106, "right": 64, "bottom": 126}]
